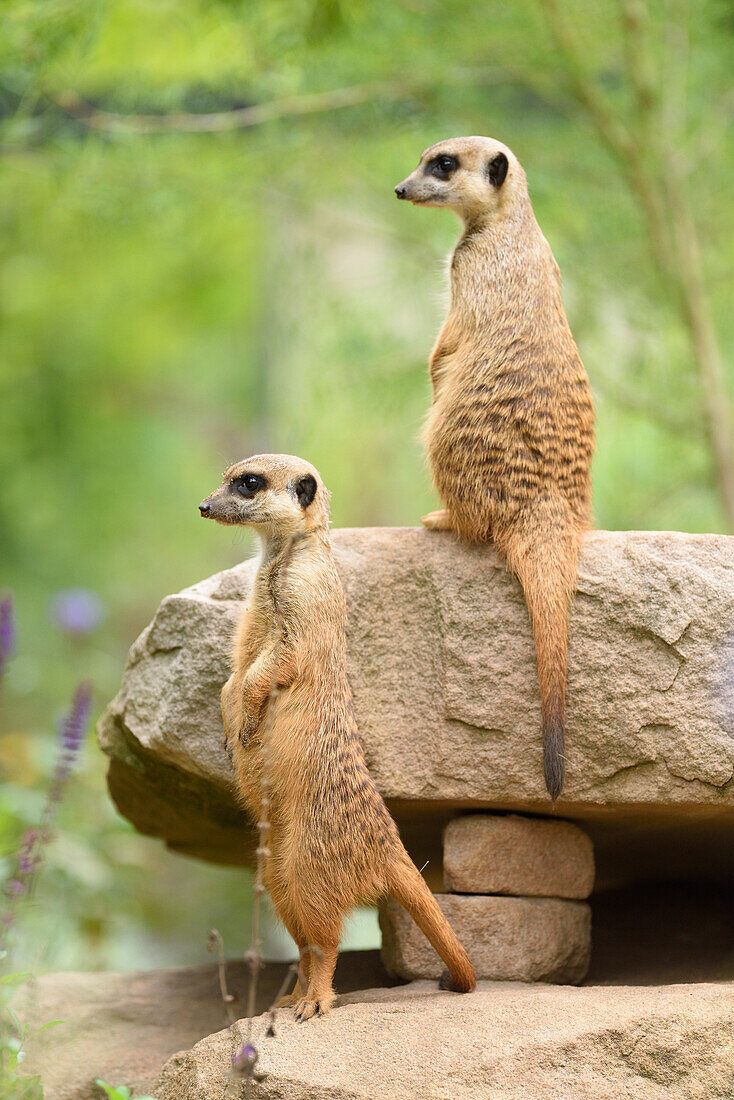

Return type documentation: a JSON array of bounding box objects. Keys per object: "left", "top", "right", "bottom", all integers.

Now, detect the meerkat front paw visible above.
[
  {"left": 237, "top": 709, "right": 261, "bottom": 747},
  {"left": 220, "top": 676, "right": 239, "bottom": 761},
  {"left": 421, "top": 508, "right": 453, "bottom": 532}
]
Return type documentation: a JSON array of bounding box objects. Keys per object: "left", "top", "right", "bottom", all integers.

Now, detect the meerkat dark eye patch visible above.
[
  {"left": 294, "top": 474, "right": 317, "bottom": 509},
  {"left": 232, "top": 473, "right": 267, "bottom": 498},
  {"left": 427, "top": 154, "right": 459, "bottom": 180},
  {"left": 487, "top": 152, "right": 508, "bottom": 188}
]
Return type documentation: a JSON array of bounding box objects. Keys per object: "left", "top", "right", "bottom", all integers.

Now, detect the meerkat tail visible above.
[
  {"left": 510, "top": 522, "right": 579, "bottom": 802},
  {"left": 387, "top": 855, "right": 476, "bottom": 992}
]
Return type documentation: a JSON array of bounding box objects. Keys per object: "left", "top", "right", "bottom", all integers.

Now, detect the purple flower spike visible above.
[
  {"left": 50, "top": 683, "right": 93, "bottom": 792},
  {"left": 58, "top": 683, "right": 93, "bottom": 755},
  {"left": 231, "top": 1043, "right": 258, "bottom": 1075},
  {"left": 2, "top": 682, "right": 94, "bottom": 950},
  {"left": 0, "top": 594, "right": 16, "bottom": 678},
  {"left": 49, "top": 589, "right": 104, "bottom": 637}
]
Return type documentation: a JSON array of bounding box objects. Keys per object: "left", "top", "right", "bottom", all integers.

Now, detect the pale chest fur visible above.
[
  {"left": 231, "top": 544, "right": 360, "bottom": 817},
  {"left": 233, "top": 549, "right": 308, "bottom": 671}
]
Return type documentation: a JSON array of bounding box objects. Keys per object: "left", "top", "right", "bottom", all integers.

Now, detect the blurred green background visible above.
[{"left": 0, "top": 0, "right": 732, "bottom": 973}]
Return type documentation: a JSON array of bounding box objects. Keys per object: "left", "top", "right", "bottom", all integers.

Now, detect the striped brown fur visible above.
[
  {"left": 396, "top": 137, "right": 595, "bottom": 799},
  {"left": 200, "top": 455, "right": 475, "bottom": 1019}
]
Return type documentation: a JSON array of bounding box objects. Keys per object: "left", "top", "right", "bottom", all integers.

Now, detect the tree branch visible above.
[
  {"left": 537, "top": 0, "right": 734, "bottom": 528},
  {"left": 619, "top": 0, "right": 658, "bottom": 141},
  {"left": 52, "top": 67, "right": 506, "bottom": 135},
  {"left": 537, "top": 0, "right": 677, "bottom": 286},
  {"left": 654, "top": 4, "right": 734, "bottom": 525},
  {"left": 593, "top": 371, "right": 700, "bottom": 436},
  {"left": 53, "top": 82, "right": 388, "bottom": 134}
]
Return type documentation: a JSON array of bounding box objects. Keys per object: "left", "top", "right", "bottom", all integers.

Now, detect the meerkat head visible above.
[
  {"left": 394, "top": 136, "right": 526, "bottom": 224},
  {"left": 199, "top": 454, "right": 329, "bottom": 538}
]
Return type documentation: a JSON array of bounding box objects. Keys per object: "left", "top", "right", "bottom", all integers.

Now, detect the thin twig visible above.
[
  {"left": 208, "top": 928, "right": 237, "bottom": 1024},
  {"left": 264, "top": 961, "right": 300, "bottom": 1039},
  {"left": 243, "top": 538, "right": 300, "bottom": 1034},
  {"left": 210, "top": 536, "right": 324, "bottom": 1093},
  {"left": 231, "top": 532, "right": 306, "bottom": 1095}
]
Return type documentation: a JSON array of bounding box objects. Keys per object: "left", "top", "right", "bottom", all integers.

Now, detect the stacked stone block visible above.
[{"left": 380, "top": 814, "right": 594, "bottom": 984}]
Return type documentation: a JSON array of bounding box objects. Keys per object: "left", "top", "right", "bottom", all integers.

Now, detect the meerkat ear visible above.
[
  {"left": 487, "top": 152, "right": 508, "bottom": 188},
  {"left": 295, "top": 474, "right": 317, "bottom": 509}
]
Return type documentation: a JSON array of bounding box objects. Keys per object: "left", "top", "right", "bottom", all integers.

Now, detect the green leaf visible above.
[
  {"left": 95, "top": 1084, "right": 157, "bottom": 1100},
  {"left": 5, "top": 1004, "right": 23, "bottom": 1035},
  {"left": 95, "top": 1084, "right": 131, "bottom": 1100},
  {"left": 36, "top": 1018, "right": 65, "bottom": 1032},
  {"left": 1, "top": 971, "right": 31, "bottom": 986}
]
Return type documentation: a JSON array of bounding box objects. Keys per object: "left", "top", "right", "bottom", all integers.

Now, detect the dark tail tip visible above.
[
  {"left": 543, "top": 719, "right": 565, "bottom": 801},
  {"left": 439, "top": 968, "right": 458, "bottom": 991},
  {"left": 439, "top": 968, "right": 475, "bottom": 993}
]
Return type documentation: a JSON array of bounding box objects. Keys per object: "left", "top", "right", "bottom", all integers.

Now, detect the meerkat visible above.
[
  {"left": 199, "top": 454, "right": 476, "bottom": 1019},
  {"left": 395, "top": 137, "right": 595, "bottom": 800}
]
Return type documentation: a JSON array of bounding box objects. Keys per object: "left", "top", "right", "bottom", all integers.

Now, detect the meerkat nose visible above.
[
  {"left": 199, "top": 502, "right": 211, "bottom": 516},
  {"left": 395, "top": 184, "right": 407, "bottom": 199}
]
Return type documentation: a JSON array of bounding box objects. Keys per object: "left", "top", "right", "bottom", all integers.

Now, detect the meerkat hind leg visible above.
[
  {"left": 271, "top": 907, "right": 311, "bottom": 1008},
  {"left": 275, "top": 944, "right": 312, "bottom": 1008},
  {"left": 295, "top": 942, "right": 339, "bottom": 1021},
  {"left": 421, "top": 508, "right": 454, "bottom": 532}
]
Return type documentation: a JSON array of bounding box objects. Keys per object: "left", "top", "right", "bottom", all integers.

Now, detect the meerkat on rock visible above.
[
  {"left": 199, "top": 454, "right": 475, "bottom": 1020},
  {"left": 396, "top": 137, "right": 595, "bottom": 800}
]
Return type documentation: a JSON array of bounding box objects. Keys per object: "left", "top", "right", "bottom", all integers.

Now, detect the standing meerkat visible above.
[
  {"left": 395, "top": 137, "right": 595, "bottom": 800},
  {"left": 199, "top": 454, "right": 475, "bottom": 1019}
]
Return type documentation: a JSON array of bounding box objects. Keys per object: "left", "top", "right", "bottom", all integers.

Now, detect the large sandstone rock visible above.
[
  {"left": 156, "top": 980, "right": 734, "bottom": 1100},
  {"left": 443, "top": 814, "right": 595, "bottom": 897},
  {"left": 98, "top": 528, "right": 734, "bottom": 884},
  {"left": 17, "top": 888, "right": 734, "bottom": 1099},
  {"left": 379, "top": 894, "right": 591, "bottom": 983},
  {"left": 18, "top": 964, "right": 734, "bottom": 1100},
  {"left": 15, "top": 952, "right": 397, "bottom": 1100}
]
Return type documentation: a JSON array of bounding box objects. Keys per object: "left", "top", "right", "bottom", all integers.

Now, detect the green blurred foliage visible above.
[
  {"left": 96, "top": 1080, "right": 156, "bottom": 1100},
  {"left": 0, "top": 0, "right": 731, "bottom": 973}
]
